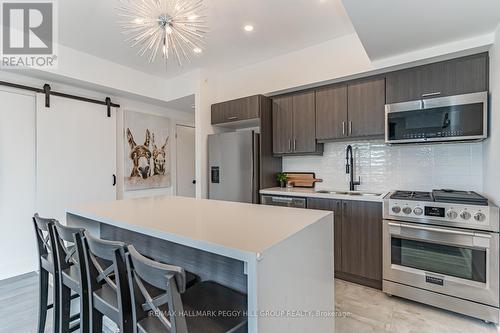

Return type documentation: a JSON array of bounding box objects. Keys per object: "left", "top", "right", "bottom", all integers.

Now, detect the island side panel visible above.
[
  {"left": 100, "top": 224, "right": 248, "bottom": 294},
  {"left": 67, "top": 213, "right": 102, "bottom": 237},
  {"left": 256, "top": 213, "right": 334, "bottom": 332}
]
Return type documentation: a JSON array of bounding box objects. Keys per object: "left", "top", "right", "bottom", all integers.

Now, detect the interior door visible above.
[
  {"left": 175, "top": 125, "right": 195, "bottom": 197},
  {"left": 36, "top": 95, "right": 116, "bottom": 223},
  {"left": 292, "top": 91, "right": 316, "bottom": 153},
  {"left": 0, "top": 88, "right": 37, "bottom": 279}
]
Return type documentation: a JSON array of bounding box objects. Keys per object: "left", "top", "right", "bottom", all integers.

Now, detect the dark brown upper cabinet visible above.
[
  {"left": 211, "top": 95, "right": 260, "bottom": 125},
  {"left": 348, "top": 77, "right": 386, "bottom": 138},
  {"left": 315, "top": 84, "right": 348, "bottom": 140},
  {"left": 315, "top": 77, "right": 385, "bottom": 141},
  {"left": 272, "top": 91, "right": 321, "bottom": 155},
  {"left": 386, "top": 52, "right": 488, "bottom": 104},
  {"left": 272, "top": 95, "right": 293, "bottom": 154}
]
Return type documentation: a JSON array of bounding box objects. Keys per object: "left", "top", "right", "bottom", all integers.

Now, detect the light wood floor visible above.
[{"left": 0, "top": 273, "right": 497, "bottom": 332}]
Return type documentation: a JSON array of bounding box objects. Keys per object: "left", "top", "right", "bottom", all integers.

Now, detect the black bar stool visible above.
[
  {"left": 33, "top": 213, "right": 60, "bottom": 333},
  {"left": 126, "top": 245, "right": 248, "bottom": 333},
  {"left": 52, "top": 221, "right": 89, "bottom": 333},
  {"left": 82, "top": 231, "right": 133, "bottom": 333}
]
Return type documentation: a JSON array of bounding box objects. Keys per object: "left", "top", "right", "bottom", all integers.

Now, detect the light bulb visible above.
[
  {"left": 244, "top": 25, "right": 254, "bottom": 32},
  {"left": 133, "top": 18, "right": 144, "bottom": 24}
]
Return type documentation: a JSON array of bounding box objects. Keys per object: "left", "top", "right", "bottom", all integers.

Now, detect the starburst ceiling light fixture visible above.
[{"left": 117, "top": 0, "right": 207, "bottom": 67}]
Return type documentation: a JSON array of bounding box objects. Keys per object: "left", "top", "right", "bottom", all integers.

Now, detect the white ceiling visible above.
[
  {"left": 341, "top": 0, "right": 500, "bottom": 61},
  {"left": 164, "top": 94, "right": 195, "bottom": 112},
  {"left": 59, "top": 0, "right": 355, "bottom": 78}
]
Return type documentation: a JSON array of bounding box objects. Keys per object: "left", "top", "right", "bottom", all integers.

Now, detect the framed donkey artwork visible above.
[{"left": 124, "top": 110, "right": 171, "bottom": 191}]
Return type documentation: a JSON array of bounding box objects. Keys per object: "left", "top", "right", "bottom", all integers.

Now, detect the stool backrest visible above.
[
  {"left": 83, "top": 231, "right": 131, "bottom": 331},
  {"left": 32, "top": 213, "right": 57, "bottom": 260},
  {"left": 53, "top": 221, "right": 85, "bottom": 271},
  {"left": 126, "top": 245, "right": 187, "bottom": 333}
]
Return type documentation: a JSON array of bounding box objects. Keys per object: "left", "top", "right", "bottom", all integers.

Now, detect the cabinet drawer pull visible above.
[
  {"left": 422, "top": 91, "right": 441, "bottom": 97},
  {"left": 349, "top": 121, "right": 352, "bottom": 135},
  {"left": 227, "top": 116, "right": 238, "bottom": 120},
  {"left": 342, "top": 121, "right": 346, "bottom": 135},
  {"left": 289, "top": 139, "right": 292, "bottom": 152},
  {"left": 293, "top": 139, "right": 297, "bottom": 151}
]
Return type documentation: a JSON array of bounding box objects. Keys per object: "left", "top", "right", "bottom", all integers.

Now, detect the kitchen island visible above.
[{"left": 66, "top": 196, "right": 334, "bottom": 333}]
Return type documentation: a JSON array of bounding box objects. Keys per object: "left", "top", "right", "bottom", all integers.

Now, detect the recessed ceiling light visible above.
[
  {"left": 193, "top": 47, "right": 202, "bottom": 54},
  {"left": 244, "top": 25, "right": 254, "bottom": 32}
]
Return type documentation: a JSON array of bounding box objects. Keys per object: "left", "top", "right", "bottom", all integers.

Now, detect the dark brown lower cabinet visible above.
[
  {"left": 307, "top": 198, "right": 382, "bottom": 290},
  {"left": 306, "top": 198, "right": 342, "bottom": 273}
]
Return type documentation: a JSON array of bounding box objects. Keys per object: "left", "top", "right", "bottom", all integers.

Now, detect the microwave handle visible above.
[{"left": 388, "top": 222, "right": 490, "bottom": 238}]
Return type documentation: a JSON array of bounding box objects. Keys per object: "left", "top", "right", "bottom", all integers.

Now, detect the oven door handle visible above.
[{"left": 388, "top": 222, "right": 491, "bottom": 238}]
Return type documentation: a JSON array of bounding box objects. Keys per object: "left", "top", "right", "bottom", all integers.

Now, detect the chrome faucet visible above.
[{"left": 345, "top": 145, "right": 361, "bottom": 191}]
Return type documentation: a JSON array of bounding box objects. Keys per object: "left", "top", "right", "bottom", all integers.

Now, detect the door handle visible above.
[
  {"left": 112, "top": 174, "right": 116, "bottom": 186},
  {"left": 422, "top": 91, "right": 441, "bottom": 97},
  {"left": 349, "top": 121, "right": 352, "bottom": 135},
  {"left": 192, "top": 180, "right": 196, "bottom": 184},
  {"left": 388, "top": 222, "right": 483, "bottom": 237},
  {"left": 227, "top": 116, "right": 238, "bottom": 120},
  {"left": 288, "top": 139, "right": 292, "bottom": 152},
  {"left": 293, "top": 139, "right": 297, "bottom": 151},
  {"left": 342, "top": 121, "right": 346, "bottom": 136}
]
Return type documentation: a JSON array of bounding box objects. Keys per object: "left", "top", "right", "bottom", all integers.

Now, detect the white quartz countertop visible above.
[
  {"left": 66, "top": 196, "right": 332, "bottom": 258},
  {"left": 260, "top": 187, "right": 389, "bottom": 202}
]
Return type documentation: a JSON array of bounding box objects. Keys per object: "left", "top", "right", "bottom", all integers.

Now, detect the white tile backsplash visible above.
[{"left": 282, "top": 140, "right": 483, "bottom": 193}]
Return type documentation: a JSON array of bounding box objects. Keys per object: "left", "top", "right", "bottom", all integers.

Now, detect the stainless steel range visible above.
[{"left": 383, "top": 189, "right": 500, "bottom": 323}]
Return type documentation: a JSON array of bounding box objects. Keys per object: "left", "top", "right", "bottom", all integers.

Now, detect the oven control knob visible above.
[
  {"left": 460, "top": 211, "right": 471, "bottom": 220},
  {"left": 413, "top": 207, "right": 423, "bottom": 216},
  {"left": 474, "top": 212, "right": 486, "bottom": 222},
  {"left": 392, "top": 206, "right": 401, "bottom": 214},
  {"left": 402, "top": 206, "right": 412, "bottom": 215},
  {"left": 446, "top": 210, "right": 458, "bottom": 220}
]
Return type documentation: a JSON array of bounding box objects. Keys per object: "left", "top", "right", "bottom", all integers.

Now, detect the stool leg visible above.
[
  {"left": 60, "top": 284, "right": 71, "bottom": 333},
  {"left": 91, "top": 308, "right": 103, "bottom": 333},
  {"left": 80, "top": 288, "right": 90, "bottom": 333},
  {"left": 51, "top": 273, "right": 60, "bottom": 333},
  {"left": 37, "top": 269, "right": 49, "bottom": 333}
]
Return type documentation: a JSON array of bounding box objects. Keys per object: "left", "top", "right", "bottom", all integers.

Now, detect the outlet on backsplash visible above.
[{"left": 282, "top": 140, "right": 483, "bottom": 193}]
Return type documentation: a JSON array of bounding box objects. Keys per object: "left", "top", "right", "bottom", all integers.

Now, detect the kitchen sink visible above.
[{"left": 315, "top": 190, "right": 382, "bottom": 197}]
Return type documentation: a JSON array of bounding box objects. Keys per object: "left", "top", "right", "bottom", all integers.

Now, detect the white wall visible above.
[
  {"left": 213, "top": 33, "right": 373, "bottom": 102},
  {"left": 0, "top": 70, "right": 195, "bottom": 200},
  {"left": 116, "top": 100, "right": 194, "bottom": 199},
  {"left": 284, "top": 141, "right": 483, "bottom": 193},
  {"left": 33, "top": 43, "right": 199, "bottom": 104},
  {"left": 484, "top": 23, "right": 500, "bottom": 205},
  {"left": 194, "top": 33, "right": 373, "bottom": 197}
]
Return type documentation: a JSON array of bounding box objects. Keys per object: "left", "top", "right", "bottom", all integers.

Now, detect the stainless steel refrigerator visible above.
[{"left": 208, "top": 131, "right": 260, "bottom": 203}]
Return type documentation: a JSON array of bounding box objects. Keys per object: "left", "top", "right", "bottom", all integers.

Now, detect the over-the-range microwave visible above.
[{"left": 385, "top": 91, "right": 488, "bottom": 144}]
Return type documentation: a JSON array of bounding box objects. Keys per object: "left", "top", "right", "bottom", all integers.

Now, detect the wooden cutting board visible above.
[{"left": 285, "top": 172, "right": 323, "bottom": 188}]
